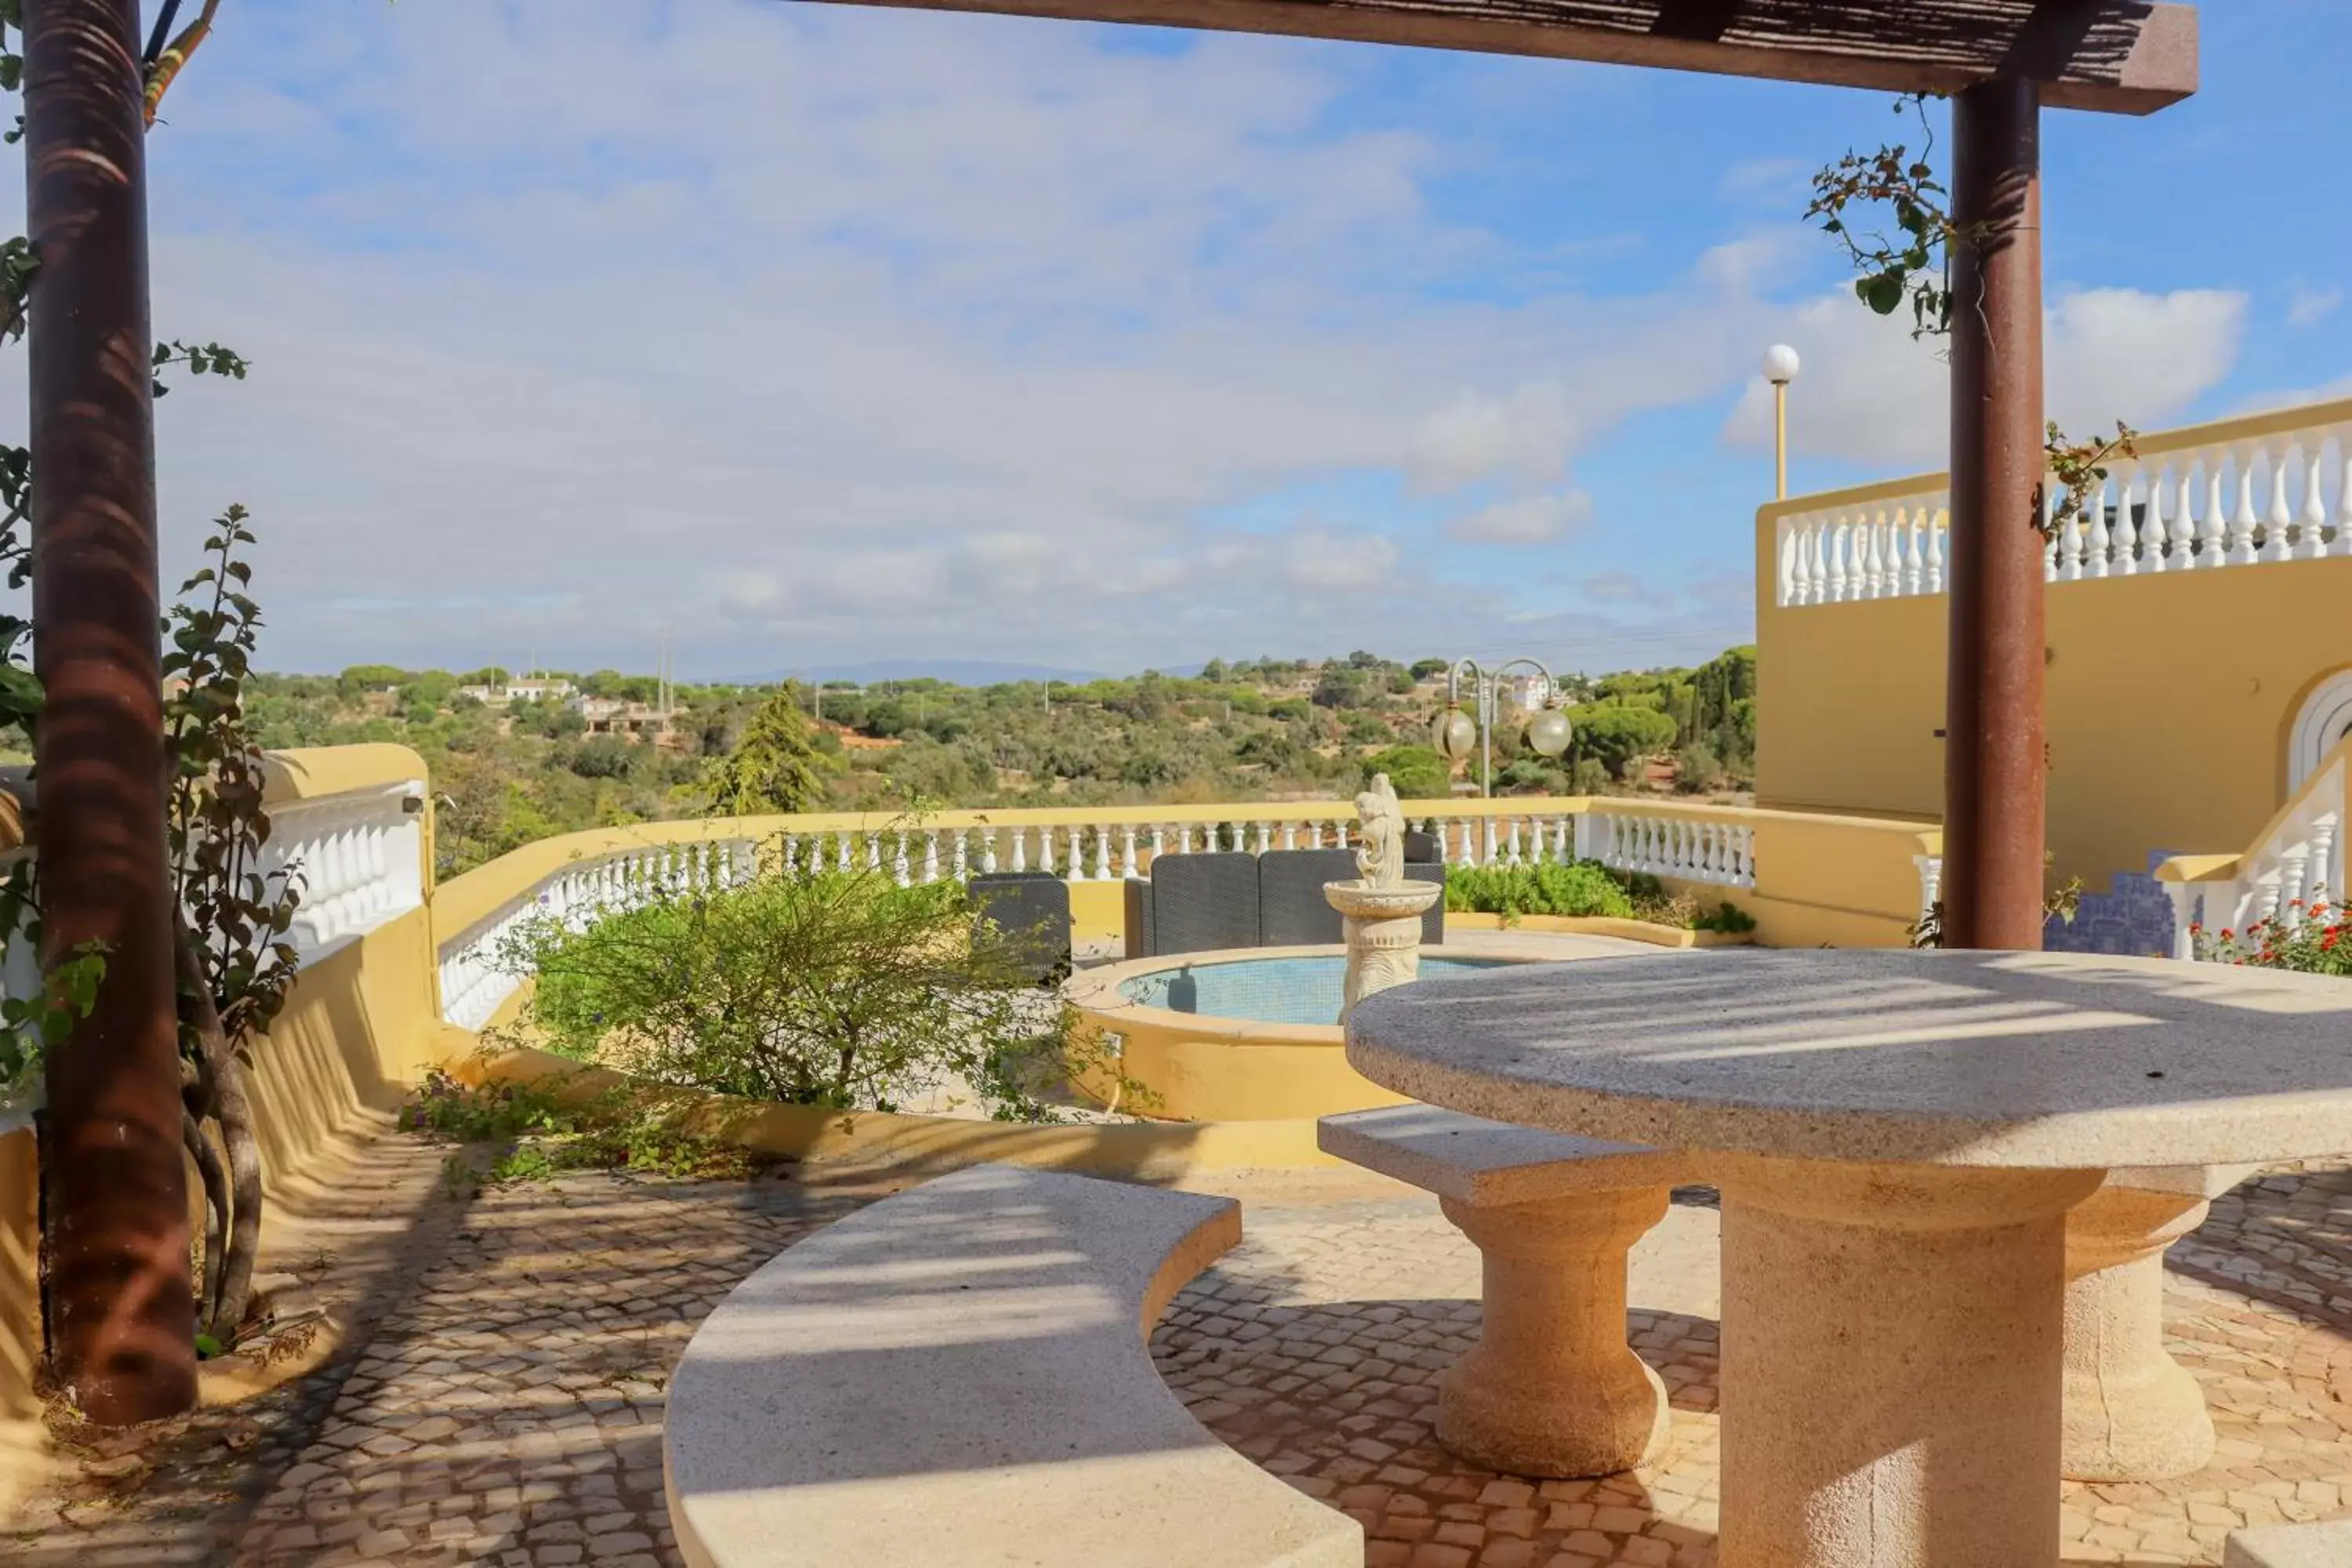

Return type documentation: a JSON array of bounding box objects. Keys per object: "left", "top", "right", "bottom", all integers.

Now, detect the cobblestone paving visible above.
[
  {"left": 6, "top": 1145, "right": 2352, "bottom": 1567},
  {"left": 1150, "top": 1173, "right": 2352, "bottom": 1568}
]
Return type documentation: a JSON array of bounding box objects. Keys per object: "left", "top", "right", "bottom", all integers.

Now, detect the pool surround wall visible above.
[{"left": 1069, "top": 945, "right": 1541, "bottom": 1123}]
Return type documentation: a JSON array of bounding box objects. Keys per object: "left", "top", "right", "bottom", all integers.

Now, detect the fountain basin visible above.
[{"left": 1065, "top": 945, "right": 1529, "bottom": 1123}]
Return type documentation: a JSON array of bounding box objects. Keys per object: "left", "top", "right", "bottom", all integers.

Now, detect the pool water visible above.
[{"left": 1118, "top": 954, "right": 1513, "bottom": 1025}]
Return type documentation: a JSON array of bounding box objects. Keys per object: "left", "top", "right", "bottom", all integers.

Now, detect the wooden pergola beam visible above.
[{"left": 812, "top": 0, "right": 2197, "bottom": 114}]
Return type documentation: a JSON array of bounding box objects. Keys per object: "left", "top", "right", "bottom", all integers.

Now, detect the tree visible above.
[
  {"left": 567, "top": 735, "right": 636, "bottom": 780},
  {"left": 1409, "top": 658, "right": 1449, "bottom": 682},
  {"left": 704, "top": 684, "right": 829, "bottom": 815},
  {"left": 1570, "top": 704, "right": 1678, "bottom": 781},
  {"left": 1365, "top": 745, "right": 1452, "bottom": 802}
]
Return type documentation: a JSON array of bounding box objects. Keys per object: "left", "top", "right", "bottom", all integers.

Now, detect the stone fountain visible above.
[{"left": 1324, "top": 773, "right": 1442, "bottom": 1025}]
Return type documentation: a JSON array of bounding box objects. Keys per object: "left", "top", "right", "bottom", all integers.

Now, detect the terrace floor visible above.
[{"left": 5, "top": 1131, "right": 2352, "bottom": 1567}]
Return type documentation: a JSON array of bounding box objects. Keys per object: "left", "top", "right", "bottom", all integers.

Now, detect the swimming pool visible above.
[{"left": 1116, "top": 953, "right": 1515, "bottom": 1025}]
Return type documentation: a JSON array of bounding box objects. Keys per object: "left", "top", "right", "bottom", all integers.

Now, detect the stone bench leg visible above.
[
  {"left": 1435, "top": 1185, "right": 1671, "bottom": 1479},
  {"left": 2063, "top": 1185, "right": 2216, "bottom": 1482}
]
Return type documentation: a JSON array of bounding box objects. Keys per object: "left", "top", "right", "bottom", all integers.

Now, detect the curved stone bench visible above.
[
  {"left": 1319, "top": 1104, "right": 1688, "bottom": 1479},
  {"left": 2227, "top": 1520, "right": 2352, "bottom": 1566},
  {"left": 663, "top": 1163, "right": 1360, "bottom": 1568}
]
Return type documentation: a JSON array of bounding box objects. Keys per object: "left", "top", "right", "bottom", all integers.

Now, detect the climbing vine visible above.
[
  {"left": 1809, "top": 99, "right": 2141, "bottom": 557},
  {"left": 1806, "top": 94, "right": 1981, "bottom": 341}
]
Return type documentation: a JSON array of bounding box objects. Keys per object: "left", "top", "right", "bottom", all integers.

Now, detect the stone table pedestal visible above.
[
  {"left": 2061, "top": 1165, "right": 2250, "bottom": 1483},
  {"left": 1437, "top": 1185, "right": 1672, "bottom": 1478},
  {"left": 1715, "top": 1154, "right": 2103, "bottom": 1568}
]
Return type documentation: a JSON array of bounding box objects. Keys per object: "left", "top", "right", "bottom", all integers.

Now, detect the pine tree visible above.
[{"left": 706, "top": 684, "right": 829, "bottom": 815}]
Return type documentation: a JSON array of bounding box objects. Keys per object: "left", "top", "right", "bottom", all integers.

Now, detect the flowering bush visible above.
[{"left": 2192, "top": 895, "right": 2350, "bottom": 976}]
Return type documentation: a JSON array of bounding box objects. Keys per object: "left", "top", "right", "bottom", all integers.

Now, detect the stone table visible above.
[{"left": 1345, "top": 949, "right": 2352, "bottom": 1568}]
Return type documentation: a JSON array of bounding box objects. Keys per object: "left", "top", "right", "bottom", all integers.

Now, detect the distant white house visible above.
[{"left": 456, "top": 677, "right": 578, "bottom": 706}]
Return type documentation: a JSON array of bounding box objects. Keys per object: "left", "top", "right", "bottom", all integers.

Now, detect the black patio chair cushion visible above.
[
  {"left": 1258, "top": 848, "right": 1362, "bottom": 947},
  {"left": 1149, "top": 852, "right": 1261, "bottom": 956},
  {"left": 1123, "top": 877, "right": 1155, "bottom": 960},
  {"left": 970, "top": 871, "right": 1073, "bottom": 985}
]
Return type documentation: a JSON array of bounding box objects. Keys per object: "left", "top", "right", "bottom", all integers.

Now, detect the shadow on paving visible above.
[
  {"left": 214, "top": 1161, "right": 888, "bottom": 1568},
  {"left": 2, "top": 1120, "right": 461, "bottom": 1566}
]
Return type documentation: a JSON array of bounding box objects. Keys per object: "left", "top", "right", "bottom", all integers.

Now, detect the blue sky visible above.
[{"left": 28, "top": 0, "right": 2347, "bottom": 678}]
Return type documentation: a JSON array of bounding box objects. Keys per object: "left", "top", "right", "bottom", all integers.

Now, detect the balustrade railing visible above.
[
  {"left": 437, "top": 837, "right": 758, "bottom": 1032},
  {"left": 2158, "top": 736, "right": 2348, "bottom": 961},
  {"left": 430, "top": 797, "right": 1878, "bottom": 1026},
  {"left": 1771, "top": 398, "right": 2352, "bottom": 609},
  {"left": 260, "top": 779, "right": 428, "bottom": 963},
  {"left": 765, "top": 800, "right": 1756, "bottom": 889}
]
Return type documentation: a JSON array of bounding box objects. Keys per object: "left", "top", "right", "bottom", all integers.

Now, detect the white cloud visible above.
[
  {"left": 0, "top": 3, "right": 2250, "bottom": 681},
  {"left": 2288, "top": 281, "right": 2343, "bottom": 328},
  {"left": 1443, "top": 491, "right": 1592, "bottom": 546},
  {"left": 1410, "top": 387, "right": 1583, "bottom": 492},
  {"left": 1719, "top": 286, "right": 2247, "bottom": 468}
]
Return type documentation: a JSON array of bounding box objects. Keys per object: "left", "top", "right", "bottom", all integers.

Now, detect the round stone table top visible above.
[{"left": 1345, "top": 949, "right": 2352, "bottom": 1169}]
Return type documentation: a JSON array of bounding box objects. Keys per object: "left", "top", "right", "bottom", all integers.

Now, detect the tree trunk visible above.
[
  {"left": 180, "top": 1107, "right": 226, "bottom": 1322},
  {"left": 173, "top": 920, "right": 263, "bottom": 1341}
]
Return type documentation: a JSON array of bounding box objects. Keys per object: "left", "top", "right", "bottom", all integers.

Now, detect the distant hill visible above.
[{"left": 749, "top": 659, "right": 1109, "bottom": 688}]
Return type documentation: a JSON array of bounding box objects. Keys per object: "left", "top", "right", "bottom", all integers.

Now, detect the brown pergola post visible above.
[
  {"left": 1941, "top": 78, "right": 2048, "bottom": 951},
  {"left": 25, "top": 0, "right": 195, "bottom": 1423}
]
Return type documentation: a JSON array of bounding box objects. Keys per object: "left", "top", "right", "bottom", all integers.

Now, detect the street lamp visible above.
[
  {"left": 1432, "top": 657, "right": 1573, "bottom": 798},
  {"left": 1762, "top": 343, "right": 1801, "bottom": 501}
]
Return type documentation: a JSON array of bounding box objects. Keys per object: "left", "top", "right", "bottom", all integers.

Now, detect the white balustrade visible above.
[
  {"left": 1577, "top": 808, "right": 1756, "bottom": 889},
  {"left": 437, "top": 836, "right": 758, "bottom": 1030},
  {"left": 1777, "top": 408, "right": 2349, "bottom": 608},
  {"left": 2165, "top": 743, "right": 2347, "bottom": 962},
  {"left": 253, "top": 779, "right": 429, "bottom": 964}
]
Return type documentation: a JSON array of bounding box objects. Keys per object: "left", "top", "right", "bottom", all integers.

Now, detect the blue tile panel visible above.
[{"left": 2042, "top": 851, "right": 2183, "bottom": 958}]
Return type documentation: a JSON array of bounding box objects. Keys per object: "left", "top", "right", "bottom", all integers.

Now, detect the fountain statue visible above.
[{"left": 1324, "top": 773, "right": 1442, "bottom": 1024}]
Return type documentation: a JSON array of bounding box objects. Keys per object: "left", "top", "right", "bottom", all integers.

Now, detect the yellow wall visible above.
[
  {"left": 241, "top": 907, "right": 443, "bottom": 1188},
  {"left": 1759, "top": 558, "right": 2352, "bottom": 888},
  {"left": 469, "top": 1047, "right": 1344, "bottom": 1182},
  {"left": 1, "top": 1125, "right": 43, "bottom": 1512},
  {"left": 1755, "top": 396, "right": 2352, "bottom": 891}
]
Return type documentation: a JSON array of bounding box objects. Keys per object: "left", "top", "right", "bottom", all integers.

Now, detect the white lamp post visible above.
[
  {"left": 1762, "top": 343, "right": 1801, "bottom": 501},
  {"left": 1433, "top": 657, "right": 1573, "bottom": 798}
]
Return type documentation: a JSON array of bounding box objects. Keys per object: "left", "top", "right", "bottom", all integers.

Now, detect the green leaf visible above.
[{"left": 1857, "top": 272, "right": 1907, "bottom": 316}]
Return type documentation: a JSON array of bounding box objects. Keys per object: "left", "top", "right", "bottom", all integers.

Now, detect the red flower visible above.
[
  {"left": 2325, "top": 932, "right": 2342, "bottom": 953},
  {"left": 2220, "top": 928, "right": 2234, "bottom": 941}
]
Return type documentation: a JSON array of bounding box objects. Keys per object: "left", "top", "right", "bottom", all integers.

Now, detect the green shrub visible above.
[
  {"left": 499, "top": 867, "right": 1125, "bottom": 1121},
  {"left": 1444, "top": 861, "right": 1635, "bottom": 920}
]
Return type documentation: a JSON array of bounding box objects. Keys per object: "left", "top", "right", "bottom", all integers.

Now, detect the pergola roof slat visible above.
[{"left": 815, "top": 0, "right": 2197, "bottom": 114}]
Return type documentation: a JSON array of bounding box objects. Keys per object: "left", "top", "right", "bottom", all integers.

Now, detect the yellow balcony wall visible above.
[{"left": 1756, "top": 397, "right": 2352, "bottom": 891}]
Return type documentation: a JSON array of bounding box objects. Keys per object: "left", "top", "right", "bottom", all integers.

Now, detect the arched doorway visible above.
[{"left": 2288, "top": 666, "right": 2352, "bottom": 793}]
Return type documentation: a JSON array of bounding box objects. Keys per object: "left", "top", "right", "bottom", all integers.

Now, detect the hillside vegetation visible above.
[{"left": 247, "top": 648, "right": 1756, "bottom": 878}]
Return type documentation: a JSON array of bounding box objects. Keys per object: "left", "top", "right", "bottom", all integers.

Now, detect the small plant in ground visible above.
[
  {"left": 1692, "top": 901, "right": 1758, "bottom": 935},
  {"left": 399, "top": 1067, "right": 571, "bottom": 1143},
  {"left": 2194, "top": 896, "right": 2350, "bottom": 976},
  {"left": 403, "top": 1065, "right": 778, "bottom": 1186}
]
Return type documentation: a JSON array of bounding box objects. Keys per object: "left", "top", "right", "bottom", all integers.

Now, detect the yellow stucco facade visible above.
[
  {"left": 1759, "top": 557, "right": 2352, "bottom": 890},
  {"left": 1757, "top": 398, "right": 2352, "bottom": 891}
]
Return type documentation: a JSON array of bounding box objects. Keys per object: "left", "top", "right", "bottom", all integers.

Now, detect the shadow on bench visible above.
[{"left": 664, "top": 1163, "right": 1362, "bottom": 1568}]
